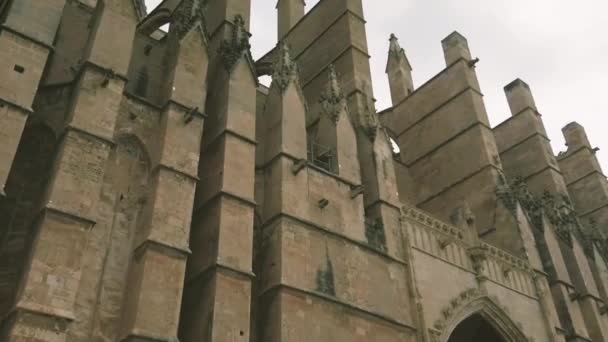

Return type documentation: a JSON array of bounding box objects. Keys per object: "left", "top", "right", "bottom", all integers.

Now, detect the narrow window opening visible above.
[{"left": 14, "top": 65, "right": 25, "bottom": 74}]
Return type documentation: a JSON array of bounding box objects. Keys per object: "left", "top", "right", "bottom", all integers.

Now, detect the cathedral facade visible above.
[{"left": 1, "top": 0, "right": 608, "bottom": 341}]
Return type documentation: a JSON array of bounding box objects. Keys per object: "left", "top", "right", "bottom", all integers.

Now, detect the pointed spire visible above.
[
  {"left": 386, "top": 33, "right": 414, "bottom": 104},
  {"left": 319, "top": 65, "right": 346, "bottom": 123},
  {"left": 271, "top": 42, "right": 299, "bottom": 93},
  {"left": 387, "top": 33, "right": 411, "bottom": 70}
]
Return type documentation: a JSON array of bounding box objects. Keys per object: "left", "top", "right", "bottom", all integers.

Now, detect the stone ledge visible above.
[
  {"left": 259, "top": 284, "right": 417, "bottom": 333},
  {"left": 579, "top": 203, "right": 608, "bottom": 218},
  {"left": 120, "top": 329, "right": 179, "bottom": 342},
  {"left": 45, "top": 204, "right": 97, "bottom": 227},
  {"left": 153, "top": 163, "right": 199, "bottom": 183},
  {"left": 565, "top": 170, "right": 607, "bottom": 188},
  {"left": 194, "top": 190, "right": 257, "bottom": 214},
  {"left": 383, "top": 57, "right": 483, "bottom": 117},
  {"left": 402, "top": 120, "right": 493, "bottom": 168},
  {"left": 13, "top": 300, "right": 76, "bottom": 322},
  {"left": 185, "top": 262, "right": 255, "bottom": 285},
  {"left": 261, "top": 212, "right": 407, "bottom": 266},
  {"left": 165, "top": 99, "right": 207, "bottom": 120},
  {"left": 365, "top": 198, "right": 401, "bottom": 212},
  {"left": 133, "top": 239, "right": 192, "bottom": 260},
  {"left": 396, "top": 87, "right": 486, "bottom": 141},
  {"left": 497, "top": 131, "right": 551, "bottom": 155},
  {"left": 0, "top": 97, "right": 33, "bottom": 115},
  {"left": 80, "top": 60, "right": 129, "bottom": 83},
  {"left": 203, "top": 128, "right": 258, "bottom": 148},
  {"left": 0, "top": 24, "right": 54, "bottom": 51},
  {"left": 65, "top": 124, "right": 116, "bottom": 147}
]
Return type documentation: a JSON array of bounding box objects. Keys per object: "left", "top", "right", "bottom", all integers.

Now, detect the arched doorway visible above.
[{"left": 448, "top": 313, "right": 507, "bottom": 342}]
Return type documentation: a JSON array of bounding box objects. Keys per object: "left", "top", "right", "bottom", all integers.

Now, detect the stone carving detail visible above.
[
  {"left": 319, "top": 65, "right": 346, "bottom": 124},
  {"left": 388, "top": 33, "right": 405, "bottom": 59},
  {"left": 432, "top": 288, "right": 485, "bottom": 332},
  {"left": 468, "top": 245, "right": 489, "bottom": 280},
  {"left": 173, "top": 0, "right": 209, "bottom": 40},
  {"left": 271, "top": 43, "right": 299, "bottom": 93},
  {"left": 358, "top": 82, "right": 380, "bottom": 140},
  {"left": 402, "top": 205, "right": 465, "bottom": 241},
  {"left": 430, "top": 289, "right": 531, "bottom": 342},
  {"left": 496, "top": 172, "right": 518, "bottom": 215},
  {"left": 218, "top": 15, "right": 252, "bottom": 71}
]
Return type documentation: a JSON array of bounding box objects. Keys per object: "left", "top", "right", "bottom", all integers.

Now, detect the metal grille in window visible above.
[{"left": 308, "top": 141, "right": 336, "bottom": 173}]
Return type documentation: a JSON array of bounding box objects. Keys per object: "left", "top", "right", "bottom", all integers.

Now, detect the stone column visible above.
[
  {"left": 386, "top": 34, "right": 414, "bottom": 105},
  {"left": 558, "top": 122, "right": 608, "bottom": 232},
  {"left": 119, "top": 11, "right": 209, "bottom": 341},
  {"left": 0, "top": 0, "right": 65, "bottom": 196},
  {"left": 179, "top": 12, "right": 257, "bottom": 342},
  {"left": 3, "top": 1, "right": 137, "bottom": 340}
]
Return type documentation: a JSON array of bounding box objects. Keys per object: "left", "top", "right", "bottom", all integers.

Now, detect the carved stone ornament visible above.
[
  {"left": 319, "top": 65, "right": 346, "bottom": 124},
  {"left": 358, "top": 82, "right": 380, "bottom": 140},
  {"left": 432, "top": 288, "right": 485, "bottom": 332},
  {"left": 430, "top": 289, "right": 530, "bottom": 342},
  {"left": 173, "top": 0, "right": 209, "bottom": 40},
  {"left": 495, "top": 171, "right": 517, "bottom": 215},
  {"left": 218, "top": 15, "right": 253, "bottom": 72},
  {"left": 387, "top": 33, "right": 412, "bottom": 71},
  {"left": 468, "top": 245, "right": 489, "bottom": 280},
  {"left": 271, "top": 42, "right": 299, "bottom": 93},
  {"left": 580, "top": 218, "right": 608, "bottom": 260}
]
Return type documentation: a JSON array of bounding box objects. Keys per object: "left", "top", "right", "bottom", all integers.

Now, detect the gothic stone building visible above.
[{"left": 1, "top": 0, "right": 608, "bottom": 341}]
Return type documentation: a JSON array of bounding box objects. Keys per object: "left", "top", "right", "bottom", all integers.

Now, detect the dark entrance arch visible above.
[{"left": 448, "top": 313, "right": 508, "bottom": 342}]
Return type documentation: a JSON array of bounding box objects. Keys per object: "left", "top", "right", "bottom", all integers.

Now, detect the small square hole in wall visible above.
[{"left": 14, "top": 65, "right": 25, "bottom": 74}]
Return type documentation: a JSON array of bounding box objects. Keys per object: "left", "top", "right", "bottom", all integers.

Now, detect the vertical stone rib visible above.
[
  {"left": 179, "top": 4, "right": 256, "bottom": 340},
  {"left": 3, "top": 1, "right": 137, "bottom": 340},
  {"left": 0, "top": 0, "right": 65, "bottom": 196}
]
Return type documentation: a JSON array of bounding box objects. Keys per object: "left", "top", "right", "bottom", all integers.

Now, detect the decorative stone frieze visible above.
[{"left": 401, "top": 205, "right": 465, "bottom": 242}]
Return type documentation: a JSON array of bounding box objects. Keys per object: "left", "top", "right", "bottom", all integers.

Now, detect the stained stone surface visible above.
[{"left": 1, "top": 1, "right": 608, "bottom": 342}]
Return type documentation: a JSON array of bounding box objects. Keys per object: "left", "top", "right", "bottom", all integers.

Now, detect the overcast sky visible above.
[{"left": 145, "top": 0, "right": 608, "bottom": 171}]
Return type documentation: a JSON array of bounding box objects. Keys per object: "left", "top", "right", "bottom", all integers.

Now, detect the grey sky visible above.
[{"left": 145, "top": 0, "right": 608, "bottom": 171}]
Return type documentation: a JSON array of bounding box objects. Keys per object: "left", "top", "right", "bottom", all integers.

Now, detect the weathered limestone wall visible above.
[
  {"left": 380, "top": 33, "right": 528, "bottom": 258},
  {"left": 558, "top": 123, "right": 608, "bottom": 231},
  {"left": 493, "top": 79, "right": 568, "bottom": 197},
  {"left": 0, "top": 0, "right": 64, "bottom": 197},
  {"left": 402, "top": 205, "right": 558, "bottom": 342},
  {"left": 253, "top": 6, "right": 416, "bottom": 338},
  {"left": 179, "top": 2, "right": 256, "bottom": 341}
]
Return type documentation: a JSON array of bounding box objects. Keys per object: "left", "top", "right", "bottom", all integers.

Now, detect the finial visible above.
[
  {"left": 272, "top": 42, "right": 299, "bottom": 93},
  {"left": 319, "top": 65, "right": 345, "bottom": 123},
  {"left": 218, "top": 15, "right": 252, "bottom": 71},
  {"left": 389, "top": 33, "right": 403, "bottom": 55},
  {"left": 359, "top": 82, "right": 379, "bottom": 140},
  {"left": 173, "top": 0, "right": 208, "bottom": 39}
]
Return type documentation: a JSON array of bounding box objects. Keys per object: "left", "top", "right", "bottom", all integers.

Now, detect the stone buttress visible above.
[{"left": 178, "top": 1, "right": 258, "bottom": 341}]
